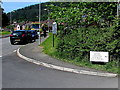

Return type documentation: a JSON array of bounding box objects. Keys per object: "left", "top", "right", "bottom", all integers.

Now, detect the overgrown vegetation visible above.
[
  {"left": 41, "top": 33, "right": 119, "bottom": 73},
  {"left": 57, "top": 18, "right": 120, "bottom": 60},
  {"left": 41, "top": 2, "right": 120, "bottom": 73},
  {"left": 6, "top": 25, "right": 14, "bottom": 31}
]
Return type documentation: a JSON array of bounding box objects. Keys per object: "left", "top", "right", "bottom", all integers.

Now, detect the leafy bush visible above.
[
  {"left": 6, "top": 25, "right": 14, "bottom": 31},
  {"left": 40, "top": 2, "right": 120, "bottom": 73},
  {"left": 41, "top": 26, "right": 119, "bottom": 73},
  {"left": 56, "top": 25, "right": 120, "bottom": 64}
]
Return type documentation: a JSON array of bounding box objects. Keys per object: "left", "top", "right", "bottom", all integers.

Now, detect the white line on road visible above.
[
  {"left": 2, "top": 49, "right": 17, "bottom": 57},
  {"left": 13, "top": 50, "right": 17, "bottom": 52}
]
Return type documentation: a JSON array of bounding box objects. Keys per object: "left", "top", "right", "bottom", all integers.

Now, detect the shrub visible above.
[{"left": 56, "top": 25, "right": 120, "bottom": 63}]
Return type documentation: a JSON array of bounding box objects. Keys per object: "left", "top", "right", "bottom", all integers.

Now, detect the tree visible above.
[
  {"left": 1, "top": 8, "right": 9, "bottom": 27},
  {"left": 48, "top": 2, "right": 119, "bottom": 62}
]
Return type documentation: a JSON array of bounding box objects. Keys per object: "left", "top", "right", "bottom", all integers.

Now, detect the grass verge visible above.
[
  {"left": 0, "top": 31, "right": 11, "bottom": 35},
  {"left": 41, "top": 33, "right": 119, "bottom": 74},
  {"left": 41, "top": 33, "right": 58, "bottom": 56}
]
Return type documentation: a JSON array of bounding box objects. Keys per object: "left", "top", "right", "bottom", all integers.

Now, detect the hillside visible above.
[{"left": 6, "top": 2, "right": 72, "bottom": 23}]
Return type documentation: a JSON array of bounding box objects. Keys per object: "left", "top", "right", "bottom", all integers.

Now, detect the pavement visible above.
[{"left": 17, "top": 37, "right": 118, "bottom": 77}]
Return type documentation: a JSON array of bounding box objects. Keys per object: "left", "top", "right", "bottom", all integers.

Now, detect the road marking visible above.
[{"left": 13, "top": 50, "right": 17, "bottom": 52}]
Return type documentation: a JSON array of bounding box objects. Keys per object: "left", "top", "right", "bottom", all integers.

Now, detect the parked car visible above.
[
  {"left": 10, "top": 30, "right": 32, "bottom": 45},
  {"left": 29, "top": 30, "right": 39, "bottom": 41},
  {"left": 26, "top": 30, "right": 33, "bottom": 42}
]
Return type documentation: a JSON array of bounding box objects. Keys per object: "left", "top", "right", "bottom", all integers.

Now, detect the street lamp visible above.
[
  {"left": 38, "top": 0, "right": 41, "bottom": 45},
  {"left": 10, "top": 12, "right": 12, "bottom": 24},
  {"left": 44, "top": 8, "right": 50, "bottom": 32}
]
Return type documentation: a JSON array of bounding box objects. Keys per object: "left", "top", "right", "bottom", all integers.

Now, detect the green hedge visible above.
[
  {"left": 41, "top": 29, "right": 119, "bottom": 73},
  {"left": 56, "top": 26, "right": 119, "bottom": 67}
]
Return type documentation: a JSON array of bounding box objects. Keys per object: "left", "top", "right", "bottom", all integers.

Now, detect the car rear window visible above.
[{"left": 12, "top": 31, "right": 25, "bottom": 35}]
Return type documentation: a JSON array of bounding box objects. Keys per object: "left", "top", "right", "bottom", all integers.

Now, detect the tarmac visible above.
[{"left": 17, "top": 37, "right": 118, "bottom": 77}]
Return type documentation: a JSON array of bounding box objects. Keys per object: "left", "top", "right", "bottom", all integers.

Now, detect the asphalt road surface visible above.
[
  {"left": 2, "top": 37, "right": 118, "bottom": 88},
  {"left": 2, "top": 37, "right": 22, "bottom": 57}
]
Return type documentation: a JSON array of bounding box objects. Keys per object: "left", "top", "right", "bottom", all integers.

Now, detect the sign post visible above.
[
  {"left": 52, "top": 22, "right": 57, "bottom": 47},
  {"left": 53, "top": 34, "right": 54, "bottom": 47}
]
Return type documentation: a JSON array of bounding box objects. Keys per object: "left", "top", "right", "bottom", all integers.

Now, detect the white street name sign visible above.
[{"left": 52, "top": 22, "right": 57, "bottom": 34}]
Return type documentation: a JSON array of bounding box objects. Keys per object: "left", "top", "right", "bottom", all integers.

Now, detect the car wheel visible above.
[
  {"left": 30, "top": 39, "right": 33, "bottom": 43},
  {"left": 34, "top": 39, "right": 36, "bottom": 42},
  {"left": 10, "top": 41, "right": 15, "bottom": 45},
  {"left": 23, "top": 39, "right": 28, "bottom": 44}
]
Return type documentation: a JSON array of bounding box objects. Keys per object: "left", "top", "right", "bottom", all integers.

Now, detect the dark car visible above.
[
  {"left": 29, "top": 30, "right": 38, "bottom": 41},
  {"left": 10, "top": 30, "right": 32, "bottom": 45}
]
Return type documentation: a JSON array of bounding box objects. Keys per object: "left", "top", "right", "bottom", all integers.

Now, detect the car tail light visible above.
[
  {"left": 10, "top": 34, "right": 13, "bottom": 37},
  {"left": 22, "top": 34, "right": 25, "bottom": 37}
]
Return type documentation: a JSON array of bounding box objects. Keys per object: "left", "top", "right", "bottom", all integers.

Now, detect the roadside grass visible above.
[
  {"left": 0, "top": 31, "right": 11, "bottom": 35},
  {"left": 41, "top": 33, "right": 58, "bottom": 57},
  {"left": 40, "top": 33, "right": 119, "bottom": 74}
]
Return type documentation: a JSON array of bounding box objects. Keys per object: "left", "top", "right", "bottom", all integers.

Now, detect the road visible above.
[
  {"left": 2, "top": 37, "right": 22, "bottom": 57},
  {"left": 2, "top": 37, "right": 118, "bottom": 88}
]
